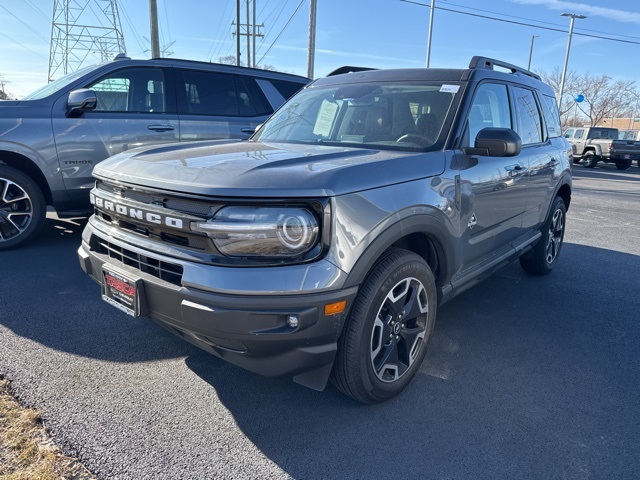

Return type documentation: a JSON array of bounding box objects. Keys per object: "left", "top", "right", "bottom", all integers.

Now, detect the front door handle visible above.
[
  {"left": 147, "top": 124, "right": 175, "bottom": 132},
  {"left": 506, "top": 164, "right": 527, "bottom": 177}
]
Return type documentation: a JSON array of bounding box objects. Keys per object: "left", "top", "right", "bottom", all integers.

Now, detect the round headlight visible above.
[{"left": 191, "top": 206, "right": 320, "bottom": 258}]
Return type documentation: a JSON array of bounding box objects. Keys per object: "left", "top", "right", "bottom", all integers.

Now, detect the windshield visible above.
[
  {"left": 22, "top": 64, "right": 102, "bottom": 100},
  {"left": 254, "top": 82, "right": 458, "bottom": 151}
]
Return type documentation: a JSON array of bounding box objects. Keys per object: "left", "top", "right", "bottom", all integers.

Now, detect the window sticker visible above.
[
  {"left": 440, "top": 84, "right": 460, "bottom": 94},
  {"left": 313, "top": 100, "right": 338, "bottom": 137}
]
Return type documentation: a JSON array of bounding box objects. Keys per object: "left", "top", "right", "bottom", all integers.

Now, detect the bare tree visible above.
[
  {"left": 538, "top": 68, "right": 639, "bottom": 128},
  {"left": 0, "top": 75, "right": 12, "bottom": 100},
  {"left": 217, "top": 55, "right": 279, "bottom": 72}
]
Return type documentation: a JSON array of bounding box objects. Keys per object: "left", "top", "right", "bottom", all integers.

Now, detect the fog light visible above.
[{"left": 287, "top": 315, "right": 299, "bottom": 328}]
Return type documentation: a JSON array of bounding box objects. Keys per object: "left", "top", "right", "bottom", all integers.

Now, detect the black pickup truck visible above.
[{"left": 564, "top": 126, "right": 640, "bottom": 170}]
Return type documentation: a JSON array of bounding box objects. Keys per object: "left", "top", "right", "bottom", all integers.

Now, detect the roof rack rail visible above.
[
  {"left": 326, "top": 66, "right": 377, "bottom": 77},
  {"left": 469, "top": 56, "right": 540, "bottom": 81}
]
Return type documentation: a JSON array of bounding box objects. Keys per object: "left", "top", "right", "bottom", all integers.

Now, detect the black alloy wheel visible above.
[
  {"left": 331, "top": 249, "right": 437, "bottom": 404},
  {"left": 0, "top": 165, "right": 46, "bottom": 250},
  {"left": 520, "top": 196, "right": 566, "bottom": 275}
]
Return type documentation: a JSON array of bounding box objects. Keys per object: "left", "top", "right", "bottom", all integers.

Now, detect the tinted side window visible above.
[
  {"left": 564, "top": 128, "right": 575, "bottom": 138},
  {"left": 540, "top": 94, "right": 561, "bottom": 138},
  {"left": 89, "top": 67, "right": 165, "bottom": 113},
  {"left": 239, "top": 77, "right": 272, "bottom": 116},
  {"left": 513, "top": 86, "right": 542, "bottom": 145},
  {"left": 267, "top": 79, "right": 306, "bottom": 100},
  {"left": 574, "top": 129, "right": 584, "bottom": 139},
  {"left": 465, "top": 83, "right": 511, "bottom": 147},
  {"left": 181, "top": 70, "right": 238, "bottom": 116}
]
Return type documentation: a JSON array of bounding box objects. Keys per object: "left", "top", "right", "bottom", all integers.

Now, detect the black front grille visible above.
[
  {"left": 92, "top": 236, "right": 183, "bottom": 286},
  {"left": 96, "top": 181, "right": 216, "bottom": 216}
]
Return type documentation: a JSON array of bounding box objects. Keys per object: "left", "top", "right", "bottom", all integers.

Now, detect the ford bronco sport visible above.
[
  {"left": 0, "top": 56, "right": 308, "bottom": 249},
  {"left": 78, "top": 57, "right": 572, "bottom": 403}
]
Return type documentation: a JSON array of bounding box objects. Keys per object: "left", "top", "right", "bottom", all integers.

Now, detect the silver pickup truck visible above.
[{"left": 564, "top": 126, "right": 640, "bottom": 170}]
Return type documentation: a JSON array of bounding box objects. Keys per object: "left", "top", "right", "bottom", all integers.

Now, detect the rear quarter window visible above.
[{"left": 540, "top": 94, "right": 562, "bottom": 138}]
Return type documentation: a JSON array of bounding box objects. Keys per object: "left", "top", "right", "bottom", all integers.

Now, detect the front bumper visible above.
[{"left": 78, "top": 220, "right": 358, "bottom": 391}]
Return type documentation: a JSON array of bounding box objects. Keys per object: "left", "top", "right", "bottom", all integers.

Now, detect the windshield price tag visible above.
[{"left": 440, "top": 84, "right": 460, "bottom": 94}]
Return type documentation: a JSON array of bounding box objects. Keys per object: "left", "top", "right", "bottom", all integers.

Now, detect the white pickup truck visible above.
[{"left": 564, "top": 126, "right": 640, "bottom": 170}]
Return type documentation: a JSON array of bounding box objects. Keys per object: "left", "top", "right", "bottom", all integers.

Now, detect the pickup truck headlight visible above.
[{"left": 192, "top": 206, "right": 319, "bottom": 257}]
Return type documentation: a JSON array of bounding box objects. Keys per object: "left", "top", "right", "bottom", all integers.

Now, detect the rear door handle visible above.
[
  {"left": 241, "top": 127, "right": 256, "bottom": 134},
  {"left": 147, "top": 124, "right": 175, "bottom": 132}
]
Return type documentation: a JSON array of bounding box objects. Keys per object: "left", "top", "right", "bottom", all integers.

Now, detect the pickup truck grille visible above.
[{"left": 91, "top": 236, "right": 183, "bottom": 286}]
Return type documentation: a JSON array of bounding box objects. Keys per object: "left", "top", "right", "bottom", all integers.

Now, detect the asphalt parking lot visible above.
[{"left": 1, "top": 164, "right": 639, "bottom": 480}]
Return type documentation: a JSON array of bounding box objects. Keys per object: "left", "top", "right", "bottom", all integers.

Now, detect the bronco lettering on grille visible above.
[{"left": 91, "top": 192, "right": 185, "bottom": 230}]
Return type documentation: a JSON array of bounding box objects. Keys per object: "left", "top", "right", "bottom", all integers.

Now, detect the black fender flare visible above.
[{"left": 342, "top": 213, "right": 457, "bottom": 296}]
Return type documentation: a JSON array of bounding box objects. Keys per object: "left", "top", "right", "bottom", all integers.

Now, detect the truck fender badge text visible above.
[{"left": 90, "top": 193, "right": 184, "bottom": 229}]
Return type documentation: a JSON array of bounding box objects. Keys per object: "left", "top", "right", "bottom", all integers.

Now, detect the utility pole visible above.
[
  {"left": 307, "top": 0, "right": 317, "bottom": 78},
  {"left": 527, "top": 35, "right": 538, "bottom": 70},
  {"left": 236, "top": 0, "right": 241, "bottom": 66},
  {"left": 425, "top": 0, "right": 435, "bottom": 67},
  {"left": 233, "top": 1, "right": 263, "bottom": 68},
  {"left": 149, "top": 0, "right": 160, "bottom": 58}
]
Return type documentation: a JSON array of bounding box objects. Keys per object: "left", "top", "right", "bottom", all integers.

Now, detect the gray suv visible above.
[
  {"left": 0, "top": 56, "right": 309, "bottom": 249},
  {"left": 78, "top": 57, "right": 572, "bottom": 403}
]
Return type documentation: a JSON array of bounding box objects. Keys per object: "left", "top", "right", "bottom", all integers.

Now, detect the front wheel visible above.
[
  {"left": 331, "top": 249, "right": 436, "bottom": 404},
  {"left": 582, "top": 152, "right": 598, "bottom": 168},
  {"left": 0, "top": 165, "right": 46, "bottom": 250},
  {"left": 519, "top": 196, "right": 566, "bottom": 275},
  {"left": 615, "top": 159, "right": 632, "bottom": 170}
]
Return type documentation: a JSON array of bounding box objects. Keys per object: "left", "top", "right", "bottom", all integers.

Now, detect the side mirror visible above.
[
  {"left": 67, "top": 88, "right": 97, "bottom": 117},
  {"left": 463, "top": 127, "right": 522, "bottom": 157}
]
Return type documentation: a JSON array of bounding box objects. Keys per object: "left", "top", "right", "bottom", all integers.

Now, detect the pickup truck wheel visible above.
[
  {"left": 331, "top": 249, "right": 436, "bottom": 404},
  {"left": 0, "top": 165, "right": 46, "bottom": 250},
  {"left": 582, "top": 152, "right": 598, "bottom": 168},
  {"left": 615, "top": 159, "right": 632, "bottom": 170},
  {"left": 519, "top": 196, "right": 566, "bottom": 275}
]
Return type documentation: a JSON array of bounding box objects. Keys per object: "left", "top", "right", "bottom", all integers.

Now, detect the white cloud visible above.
[{"left": 512, "top": 0, "right": 640, "bottom": 24}]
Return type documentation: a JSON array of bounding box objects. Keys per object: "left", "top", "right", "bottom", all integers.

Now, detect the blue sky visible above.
[{"left": 1, "top": 0, "right": 640, "bottom": 98}]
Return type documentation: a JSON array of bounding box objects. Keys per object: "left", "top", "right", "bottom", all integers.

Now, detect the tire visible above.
[
  {"left": 582, "top": 151, "right": 598, "bottom": 168},
  {"left": 331, "top": 248, "right": 437, "bottom": 404},
  {"left": 0, "top": 165, "right": 46, "bottom": 250},
  {"left": 615, "top": 159, "right": 632, "bottom": 170},
  {"left": 519, "top": 196, "right": 566, "bottom": 275}
]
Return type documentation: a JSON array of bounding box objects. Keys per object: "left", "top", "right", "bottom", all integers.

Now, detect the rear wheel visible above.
[
  {"left": 331, "top": 249, "right": 436, "bottom": 404},
  {"left": 519, "top": 196, "right": 566, "bottom": 275},
  {"left": 0, "top": 165, "right": 46, "bottom": 250},
  {"left": 615, "top": 159, "right": 632, "bottom": 170},
  {"left": 582, "top": 151, "right": 598, "bottom": 168}
]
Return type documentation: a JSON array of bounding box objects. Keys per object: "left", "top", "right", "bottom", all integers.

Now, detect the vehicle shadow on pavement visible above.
[
  {"left": 572, "top": 164, "right": 640, "bottom": 181},
  {"left": 0, "top": 214, "right": 194, "bottom": 363},
  {"left": 185, "top": 242, "right": 640, "bottom": 479}
]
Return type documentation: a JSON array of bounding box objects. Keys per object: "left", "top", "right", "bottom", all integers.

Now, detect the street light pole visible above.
[
  {"left": 558, "top": 13, "right": 587, "bottom": 111},
  {"left": 425, "top": 0, "right": 435, "bottom": 67},
  {"left": 527, "top": 35, "right": 538, "bottom": 70}
]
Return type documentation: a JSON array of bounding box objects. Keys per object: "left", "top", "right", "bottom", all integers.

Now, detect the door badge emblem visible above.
[{"left": 468, "top": 213, "right": 477, "bottom": 229}]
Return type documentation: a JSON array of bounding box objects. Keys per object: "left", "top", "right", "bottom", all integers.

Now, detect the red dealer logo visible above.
[{"left": 105, "top": 274, "right": 134, "bottom": 296}]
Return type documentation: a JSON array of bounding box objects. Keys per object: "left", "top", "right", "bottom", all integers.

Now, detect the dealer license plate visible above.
[
  {"left": 624, "top": 154, "right": 631, "bottom": 159},
  {"left": 101, "top": 267, "right": 144, "bottom": 317}
]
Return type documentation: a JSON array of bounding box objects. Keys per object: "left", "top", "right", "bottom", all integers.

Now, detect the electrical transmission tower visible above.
[{"left": 48, "top": 0, "right": 126, "bottom": 82}]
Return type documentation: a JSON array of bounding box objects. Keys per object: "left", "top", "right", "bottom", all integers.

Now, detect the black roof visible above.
[{"left": 313, "top": 56, "right": 554, "bottom": 97}]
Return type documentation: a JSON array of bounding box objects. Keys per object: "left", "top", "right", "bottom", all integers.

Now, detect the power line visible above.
[
  {"left": 207, "top": 0, "right": 232, "bottom": 61},
  {"left": 401, "top": 0, "right": 640, "bottom": 46},
  {"left": 0, "top": 5, "right": 48, "bottom": 42},
  {"left": 0, "top": 30, "right": 47, "bottom": 59},
  {"left": 257, "top": 0, "right": 305, "bottom": 66},
  {"left": 24, "top": 0, "right": 49, "bottom": 22}
]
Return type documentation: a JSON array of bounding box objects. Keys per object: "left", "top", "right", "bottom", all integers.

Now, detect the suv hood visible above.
[{"left": 93, "top": 140, "right": 446, "bottom": 197}]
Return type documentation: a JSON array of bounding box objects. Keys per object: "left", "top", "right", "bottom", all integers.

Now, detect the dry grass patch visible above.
[{"left": 0, "top": 378, "right": 96, "bottom": 480}]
